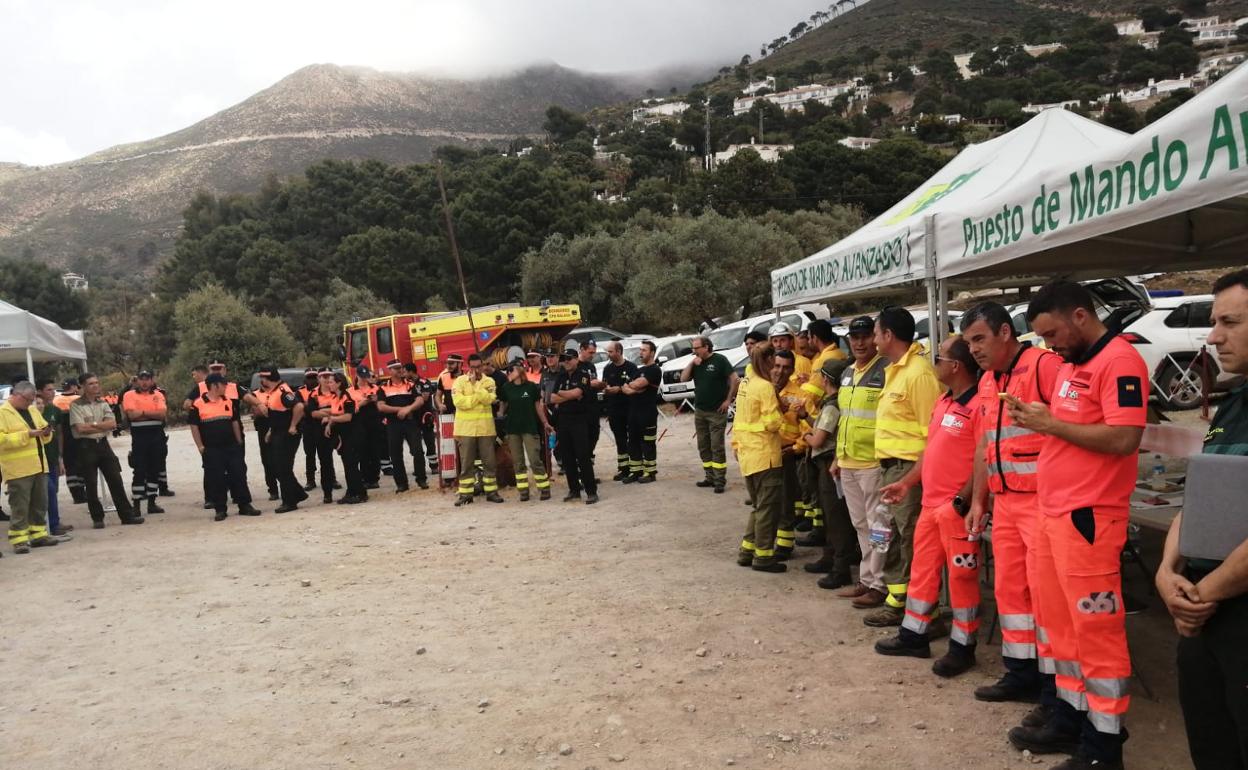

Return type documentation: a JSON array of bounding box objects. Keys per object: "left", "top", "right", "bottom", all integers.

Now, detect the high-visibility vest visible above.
[
  {"left": 734, "top": 376, "right": 783, "bottom": 477},
  {"left": 979, "top": 344, "right": 1058, "bottom": 494},
  {"left": 801, "top": 345, "right": 848, "bottom": 402},
  {"left": 196, "top": 397, "right": 234, "bottom": 423},
  {"left": 875, "top": 342, "right": 943, "bottom": 461},
  {"left": 0, "top": 401, "right": 51, "bottom": 480},
  {"left": 836, "top": 354, "right": 887, "bottom": 464},
  {"left": 52, "top": 394, "right": 78, "bottom": 412},
  {"left": 121, "top": 389, "right": 167, "bottom": 428},
  {"left": 347, "top": 383, "right": 377, "bottom": 407},
  {"left": 777, "top": 379, "right": 810, "bottom": 452},
  {"left": 197, "top": 381, "right": 240, "bottom": 401},
  {"left": 451, "top": 374, "right": 496, "bottom": 437},
  {"left": 263, "top": 383, "right": 295, "bottom": 413}
]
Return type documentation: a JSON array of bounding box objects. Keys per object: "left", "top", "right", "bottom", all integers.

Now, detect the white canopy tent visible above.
[
  {"left": 0, "top": 299, "right": 88, "bottom": 382},
  {"left": 770, "top": 108, "right": 1129, "bottom": 308},
  {"left": 936, "top": 61, "right": 1248, "bottom": 287}
]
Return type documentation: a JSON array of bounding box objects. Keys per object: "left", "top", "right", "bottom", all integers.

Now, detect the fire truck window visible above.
[
  {"left": 376, "top": 327, "right": 394, "bottom": 355},
  {"left": 349, "top": 329, "right": 368, "bottom": 361}
]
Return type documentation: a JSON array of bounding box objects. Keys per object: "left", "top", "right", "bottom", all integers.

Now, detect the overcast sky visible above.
[{"left": 0, "top": 0, "right": 821, "bottom": 165}]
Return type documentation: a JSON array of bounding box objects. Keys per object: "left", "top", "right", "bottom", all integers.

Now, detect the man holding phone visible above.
[
  {"left": 1004, "top": 281, "right": 1147, "bottom": 770},
  {"left": 0, "top": 381, "right": 60, "bottom": 553}
]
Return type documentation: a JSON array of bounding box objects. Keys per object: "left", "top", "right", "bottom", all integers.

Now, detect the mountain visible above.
[
  {"left": 759, "top": 0, "right": 1248, "bottom": 71},
  {"left": 0, "top": 63, "right": 641, "bottom": 274}
]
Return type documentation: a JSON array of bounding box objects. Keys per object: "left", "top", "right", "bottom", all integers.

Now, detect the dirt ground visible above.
[{"left": 0, "top": 412, "right": 1195, "bottom": 770}]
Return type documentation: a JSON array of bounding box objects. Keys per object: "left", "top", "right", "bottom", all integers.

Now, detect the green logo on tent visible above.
[{"left": 885, "top": 168, "right": 982, "bottom": 225}]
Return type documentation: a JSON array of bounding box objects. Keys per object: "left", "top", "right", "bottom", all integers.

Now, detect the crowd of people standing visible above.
[{"left": 6, "top": 274, "right": 1248, "bottom": 769}]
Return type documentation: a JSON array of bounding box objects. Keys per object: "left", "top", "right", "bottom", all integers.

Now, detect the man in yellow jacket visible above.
[
  {"left": 452, "top": 353, "right": 503, "bottom": 506},
  {"left": 1, "top": 381, "right": 60, "bottom": 554},
  {"left": 866, "top": 307, "right": 943, "bottom": 628}
]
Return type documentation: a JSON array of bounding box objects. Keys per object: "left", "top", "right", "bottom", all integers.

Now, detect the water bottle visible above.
[
  {"left": 868, "top": 502, "right": 893, "bottom": 553},
  {"left": 1150, "top": 454, "right": 1165, "bottom": 480},
  {"left": 548, "top": 432, "right": 557, "bottom": 451}
]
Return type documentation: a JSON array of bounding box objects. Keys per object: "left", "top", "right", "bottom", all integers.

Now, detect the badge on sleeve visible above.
[{"left": 1116, "top": 376, "right": 1143, "bottom": 408}]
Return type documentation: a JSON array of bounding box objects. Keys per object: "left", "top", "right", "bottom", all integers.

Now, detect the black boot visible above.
[
  {"left": 817, "top": 573, "right": 853, "bottom": 590},
  {"left": 147, "top": 500, "right": 165, "bottom": 514},
  {"left": 932, "top": 645, "right": 976, "bottom": 678},
  {"left": 796, "top": 527, "right": 825, "bottom": 547},
  {"left": 874, "top": 633, "right": 931, "bottom": 658},
  {"left": 975, "top": 676, "right": 1042, "bottom": 703},
  {"left": 237, "top": 504, "right": 262, "bottom": 516},
  {"left": 1007, "top": 723, "right": 1081, "bottom": 756},
  {"left": 803, "top": 556, "right": 836, "bottom": 574},
  {"left": 695, "top": 478, "right": 715, "bottom": 488}
]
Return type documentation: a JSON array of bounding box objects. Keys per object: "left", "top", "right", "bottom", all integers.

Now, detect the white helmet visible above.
[{"left": 768, "top": 322, "right": 795, "bottom": 338}]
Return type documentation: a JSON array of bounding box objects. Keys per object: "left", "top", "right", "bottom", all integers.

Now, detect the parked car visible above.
[
  {"left": 249, "top": 368, "right": 309, "bottom": 392},
  {"left": 659, "top": 308, "right": 828, "bottom": 403},
  {"left": 1000, "top": 279, "right": 1226, "bottom": 409},
  {"left": 1121, "top": 294, "right": 1238, "bottom": 409},
  {"left": 564, "top": 326, "right": 634, "bottom": 350},
  {"left": 594, "top": 334, "right": 694, "bottom": 381}
]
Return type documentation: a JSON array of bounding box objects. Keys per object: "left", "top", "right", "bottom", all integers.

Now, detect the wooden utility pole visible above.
[
  {"left": 704, "top": 100, "right": 712, "bottom": 170},
  {"left": 435, "top": 161, "right": 481, "bottom": 354}
]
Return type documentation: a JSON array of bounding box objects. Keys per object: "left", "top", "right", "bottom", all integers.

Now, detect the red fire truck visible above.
[{"left": 341, "top": 302, "right": 582, "bottom": 378}]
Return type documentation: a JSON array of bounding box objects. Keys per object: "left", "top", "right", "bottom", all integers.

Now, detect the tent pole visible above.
[
  {"left": 938, "top": 279, "right": 949, "bottom": 344},
  {"left": 25, "top": 348, "right": 34, "bottom": 383},
  {"left": 924, "top": 215, "right": 940, "bottom": 363}
]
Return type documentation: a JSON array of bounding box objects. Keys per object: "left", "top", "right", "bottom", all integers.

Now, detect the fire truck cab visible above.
[{"left": 343, "top": 303, "right": 582, "bottom": 380}]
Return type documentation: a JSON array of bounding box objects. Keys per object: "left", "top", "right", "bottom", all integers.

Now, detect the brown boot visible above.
[
  {"left": 851, "top": 588, "right": 888, "bottom": 609},
  {"left": 837, "top": 583, "right": 870, "bottom": 599}
]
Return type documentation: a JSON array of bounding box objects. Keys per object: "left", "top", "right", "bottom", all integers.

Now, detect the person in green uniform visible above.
[
  {"left": 1158, "top": 268, "right": 1248, "bottom": 770},
  {"left": 498, "top": 361, "right": 552, "bottom": 501},
  {"left": 37, "top": 380, "right": 72, "bottom": 537},
  {"left": 680, "top": 335, "right": 739, "bottom": 493}
]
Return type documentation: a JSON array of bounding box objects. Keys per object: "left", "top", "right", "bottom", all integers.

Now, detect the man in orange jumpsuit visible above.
[
  {"left": 962, "top": 301, "right": 1063, "bottom": 707},
  {"left": 872, "top": 335, "right": 983, "bottom": 677},
  {"left": 1005, "top": 281, "right": 1147, "bottom": 770}
]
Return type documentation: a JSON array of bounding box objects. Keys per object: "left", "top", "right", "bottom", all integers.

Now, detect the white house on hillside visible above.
[
  {"left": 838, "top": 136, "right": 880, "bottom": 151},
  {"left": 733, "top": 81, "right": 867, "bottom": 116},
  {"left": 1115, "top": 19, "right": 1145, "bottom": 36},
  {"left": 631, "top": 100, "right": 690, "bottom": 123},
  {"left": 742, "top": 76, "right": 777, "bottom": 96},
  {"left": 713, "top": 138, "right": 793, "bottom": 166}
]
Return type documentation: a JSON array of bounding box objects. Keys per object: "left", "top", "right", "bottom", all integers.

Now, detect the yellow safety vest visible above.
[
  {"left": 451, "top": 374, "right": 497, "bottom": 437},
  {"left": 733, "top": 376, "right": 783, "bottom": 477},
  {"left": 875, "top": 342, "right": 943, "bottom": 462},
  {"left": 836, "top": 354, "right": 887, "bottom": 467},
  {"left": 0, "top": 401, "right": 51, "bottom": 480},
  {"left": 778, "top": 379, "right": 810, "bottom": 452},
  {"left": 800, "top": 345, "right": 848, "bottom": 401}
]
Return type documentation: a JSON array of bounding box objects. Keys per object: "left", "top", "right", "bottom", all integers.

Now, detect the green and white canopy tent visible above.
[
  {"left": 770, "top": 108, "right": 1128, "bottom": 308},
  {"left": 936, "top": 61, "right": 1248, "bottom": 288}
]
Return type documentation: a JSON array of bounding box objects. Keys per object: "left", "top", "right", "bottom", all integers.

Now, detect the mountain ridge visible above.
[{"left": 0, "top": 62, "right": 648, "bottom": 272}]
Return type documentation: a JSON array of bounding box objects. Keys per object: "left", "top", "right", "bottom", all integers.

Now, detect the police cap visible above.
[
  {"left": 208, "top": 359, "right": 226, "bottom": 368},
  {"left": 820, "top": 358, "right": 850, "bottom": 383},
  {"left": 559, "top": 351, "right": 577, "bottom": 362},
  {"left": 847, "top": 316, "right": 875, "bottom": 335},
  {"left": 446, "top": 353, "right": 465, "bottom": 364},
  {"left": 205, "top": 373, "right": 227, "bottom": 385},
  {"left": 303, "top": 367, "right": 317, "bottom": 377},
  {"left": 385, "top": 359, "right": 403, "bottom": 370},
  {"left": 137, "top": 370, "right": 154, "bottom": 379},
  {"left": 356, "top": 365, "right": 372, "bottom": 378},
  {"left": 259, "top": 368, "right": 281, "bottom": 381}
]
